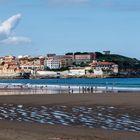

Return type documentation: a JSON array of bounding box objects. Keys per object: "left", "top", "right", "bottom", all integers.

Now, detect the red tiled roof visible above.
[
  {"left": 90, "top": 61, "right": 115, "bottom": 66},
  {"left": 97, "top": 62, "right": 115, "bottom": 65}
]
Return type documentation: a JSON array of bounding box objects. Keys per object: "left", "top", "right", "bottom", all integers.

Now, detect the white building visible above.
[
  {"left": 90, "top": 60, "right": 118, "bottom": 74},
  {"left": 45, "top": 59, "right": 61, "bottom": 69},
  {"left": 20, "top": 65, "right": 44, "bottom": 71},
  {"left": 93, "top": 67, "right": 103, "bottom": 75},
  {"left": 45, "top": 55, "right": 73, "bottom": 70},
  {"left": 68, "top": 69, "right": 86, "bottom": 76},
  {"left": 36, "top": 71, "right": 58, "bottom": 77}
]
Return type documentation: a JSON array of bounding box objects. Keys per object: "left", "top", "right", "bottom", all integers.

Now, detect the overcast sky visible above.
[{"left": 0, "top": 0, "right": 140, "bottom": 59}]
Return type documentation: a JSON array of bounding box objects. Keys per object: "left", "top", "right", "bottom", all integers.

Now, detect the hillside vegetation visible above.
[{"left": 95, "top": 52, "right": 140, "bottom": 70}]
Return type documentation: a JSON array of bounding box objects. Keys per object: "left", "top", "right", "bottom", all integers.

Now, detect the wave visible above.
[{"left": 0, "top": 82, "right": 140, "bottom": 92}]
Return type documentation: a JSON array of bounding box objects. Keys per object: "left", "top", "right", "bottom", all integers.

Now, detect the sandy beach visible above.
[
  {"left": 0, "top": 92, "right": 140, "bottom": 108},
  {"left": 0, "top": 92, "right": 140, "bottom": 140}
]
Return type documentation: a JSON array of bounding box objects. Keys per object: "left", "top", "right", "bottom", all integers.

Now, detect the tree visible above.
[
  {"left": 65, "top": 52, "right": 73, "bottom": 55},
  {"left": 74, "top": 52, "right": 82, "bottom": 55},
  {"left": 95, "top": 52, "right": 103, "bottom": 58}
]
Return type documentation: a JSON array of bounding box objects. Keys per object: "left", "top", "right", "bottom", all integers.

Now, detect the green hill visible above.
[{"left": 95, "top": 52, "right": 140, "bottom": 70}]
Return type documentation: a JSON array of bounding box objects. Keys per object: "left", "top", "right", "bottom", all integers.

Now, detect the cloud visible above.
[
  {"left": 0, "top": 13, "right": 31, "bottom": 45},
  {"left": 1, "top": 36, "right": 31, "bottom": 45},
  {"left": 0, "top": 14, "right": 21, "bottom": 35}
]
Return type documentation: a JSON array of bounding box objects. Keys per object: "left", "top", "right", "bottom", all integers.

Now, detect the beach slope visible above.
[{"left": 0, "top": 93, "right": 140, "bottom": 140}]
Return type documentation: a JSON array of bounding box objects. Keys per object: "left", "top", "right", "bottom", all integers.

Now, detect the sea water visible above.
[{"left": 0, "top": 78, "right": 140, "bottom": 92}]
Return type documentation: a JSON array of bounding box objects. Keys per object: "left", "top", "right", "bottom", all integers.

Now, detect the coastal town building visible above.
[
  {"left": 68, "top": 69, "right": 86, "bottom": 76},
  {"left": 0, "top": 59, "right": 22, "bottom": 77},
  {"left": 47, "top": 54, "right": 56, "bottom": 57},
  {"left": 90, "top": 60, "right": 118, "bottom": 74},
  {"left": 93, "top": 68, "right": 104, "bottom": 76},
  {"left": 0, "top": 57, "right": 4, "bottom": 64},
  {"left": 0, "top": 63, "right": 21, "bottom": 73},
  {"left": 65, "top": 53, "right": 75, "bottom": 60},
  {"left": 4, "top": 56, "right": 16, "bottom": 62},
  {"left": 45, "top": 58, "right": 60, "bottom": 69},
  {"left": 0, "top": 52, "right": 121, "bottom": 78},
  {"left": 45, "top": 55, "right": 73, "bottom": 69},
  {"left": 74, "top": 53, "right": 95, "bottom": 65},
  {"left": 103, "top": 51, "right": 111, "bottom": 55},
  {"left": 20, "top": 64, "right": 44, "bottom": 72},
  {"left": 19, "top": 56, "right": 45, "bottom": 72}
]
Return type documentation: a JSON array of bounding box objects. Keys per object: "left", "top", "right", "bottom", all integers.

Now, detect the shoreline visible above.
[
  {"left": 1, "top": 78, "right": 140, "bottom": 93},
  {"left": 0, "top": 92, "right": 140, "bottom": 108},
  {"left": 1, "top": 83, "right": 140, "bottom": 94},
  {"left": 1, "top": 74, "right": 140, "bottom": 79}
]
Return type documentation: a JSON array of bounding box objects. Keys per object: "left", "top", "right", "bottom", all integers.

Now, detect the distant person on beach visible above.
[
  {"left": 68, "top": 86, "right": 71, "bottom": 93},
  {"left": 71, "top": 89, "right": 73, "bottom": 94}
]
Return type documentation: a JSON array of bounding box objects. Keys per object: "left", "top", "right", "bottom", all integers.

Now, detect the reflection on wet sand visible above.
[
  {"left": 0, "top": 83, "right": 117, "bottom": 95},
  {"left": 0, "top": 104, "right": 140, "bottom": 132}
]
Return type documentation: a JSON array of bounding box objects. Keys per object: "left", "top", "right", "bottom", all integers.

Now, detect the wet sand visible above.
[
  {"left": 0, "top": 92, "right": 140, "bottom": 140},
  {"left": 0, "top": 92, "right": 140, "bottom": 108},
  {"left": 0, "top": 120, "right": 140, "bottom": 140}
]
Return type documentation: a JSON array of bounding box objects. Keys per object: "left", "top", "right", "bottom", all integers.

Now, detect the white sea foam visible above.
[{"left": 0, "top": 82, "right": 140, "bottom": 93}]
